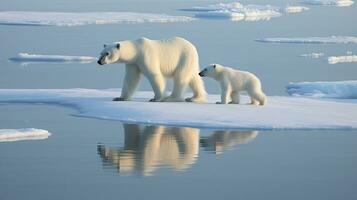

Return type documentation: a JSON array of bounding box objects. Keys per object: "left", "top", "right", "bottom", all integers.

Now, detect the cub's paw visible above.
[
  {"left": 185, "top": 97, "right": 206, "bottom": 103},
  {"left": 113, "top": 97, "right": 127, "bottom": 101}
]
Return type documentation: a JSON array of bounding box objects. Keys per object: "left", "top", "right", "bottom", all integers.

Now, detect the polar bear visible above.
[
  {"left": 97, "top": 37, "right": 206, "bottom": 102},
  {"left": 199, "top": 64, "right": 267, "bottom": 105}
]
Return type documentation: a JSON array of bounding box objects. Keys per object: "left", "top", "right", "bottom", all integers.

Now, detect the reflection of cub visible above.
[
  {"left": 97, "top": 124, "right": 199, "bottom": 176},
  {"left": 200, "top": 130, "right": 258, "bottom": 154}
]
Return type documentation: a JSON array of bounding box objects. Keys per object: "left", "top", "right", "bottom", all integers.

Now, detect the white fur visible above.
[
  {"left": 98, "top": 37, "right": 206, "bottom": 102},
  {"left": 199, "top": 64, "right": 267, "bottom": 105}
]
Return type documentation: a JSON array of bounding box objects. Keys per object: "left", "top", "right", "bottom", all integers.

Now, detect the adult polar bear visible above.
[{"left": 97, "top": 37, "right": 206, "bottom": 102}]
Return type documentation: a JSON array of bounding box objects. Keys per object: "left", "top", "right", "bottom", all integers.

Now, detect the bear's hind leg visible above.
[
  {"left": 148, "top": 74, "right": 166, "bottom": 102},
  {"left": 247, "top": 89, "right": 266, "bottom": 106},
  {"left": 185, "top": 75, "right": 207, "bottom": 103}
]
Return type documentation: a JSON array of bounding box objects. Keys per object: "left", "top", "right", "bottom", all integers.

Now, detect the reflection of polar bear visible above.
[
  {"left": 199, "top": 64, "right": 267, "bottom": 105},
  {"left": 97, "top": 37, "right": 206, "bottom": 102},
  {"left": 200, "top": 130, "right": 258, "bottom": 154},
  {"left": 97, "top": 124, "right": 199, "bottom": 176}
]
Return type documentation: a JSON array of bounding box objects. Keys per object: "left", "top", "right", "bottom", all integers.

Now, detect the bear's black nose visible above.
[
  {"left": 97, "top": 60, "right": 102, "bottom": 65},
  {"left": 199, "top": 72, "right": 203, "bottom": 77}
]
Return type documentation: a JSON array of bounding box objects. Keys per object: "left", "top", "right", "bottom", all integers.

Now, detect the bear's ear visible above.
[
  {"left": 116, "top": 43, "right": 120, "bottom": 49},
  {"left": 103, "top": 44, "right": 107, "bottom": 48}
]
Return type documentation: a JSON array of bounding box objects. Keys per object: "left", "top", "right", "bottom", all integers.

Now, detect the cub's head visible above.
[
  {"left": 97, "top": 43, "right": 120, "bottom": 65},
  {"left": 199, "top": 64, "right": 219, "bottom": 77}
]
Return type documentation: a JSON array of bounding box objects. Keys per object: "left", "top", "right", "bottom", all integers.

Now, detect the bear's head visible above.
[
  {"left": 199, "top": 64, "right": 219, "bottom": 77},
  {"left": 97, "top": 43, "right": 121, "bottom": 65}
]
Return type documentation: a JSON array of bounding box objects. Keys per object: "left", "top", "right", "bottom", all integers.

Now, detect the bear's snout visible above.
[
  {"left": 199, "top": 72, "right": 204, "bottom": 77},
  {"left": 97, "top": 60, "right": 103, "bottom": 65}
]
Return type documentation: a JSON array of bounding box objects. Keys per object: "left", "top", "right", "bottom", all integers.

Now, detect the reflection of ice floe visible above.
[
  {"left": 0, "top": 89, "right": 357, "bottom": 129},
  {"left": 299, "top": 52, "right": 324, "bottom": 58},
  {"left": 0, "top": 128, "right": 51, "bottom": 142},
  {"left": 284, "top": 6, "right": 310, "bottom": 13},
  {"left": 0, "top": 11, "right": 194, "bottom": 26},
  {"left": 328, "top": 55, "right": 357, "bottom": 64},
  {"left": 256, "top": 36, "right": 357, "bottom": 44},
  {"left": 287, "top": 81, "right": 357, "bottom": 98},
  {"left": 200, "top": 130, "right": 257, "bottom": 154},
  {"left": 301, "top": 0, "right": 354, "bottom": 7},
  {"left": 9, "top": 53, "right": 97, "bottom": 64},
  {"left": 97, "top": 124, "right": 257, "bottom": 176},
  {"left": 182, "top": 2, "right": 282, "bottom": 21}
]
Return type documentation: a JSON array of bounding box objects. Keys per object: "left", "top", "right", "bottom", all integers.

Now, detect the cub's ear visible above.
[
  {"left": 103, "top": 44, "right": 107, "bottom": 48},
  {"left": 116, "top": 43, "right": 120, "bottom": 49}
]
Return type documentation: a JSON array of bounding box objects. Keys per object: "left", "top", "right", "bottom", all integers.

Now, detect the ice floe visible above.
[
  {"left": 0, "top": 128, "right": 51, "bottom": 142},
  {"left": 287, "top": 81, "right": 357, "bottom": 98},
  {"left": 9, "top": 53, "right": 97, "bottom": 64},
  {"left": 299, "top": 52, "right": 325, "bottom": 58},
  {"left": 328, "top": 55, "right": 357, "bottom": 64},
  {"left": 181, "top": 2, "right": 282, "bottom": 21},
  {"left": 256, "top": 36, "right": 357, "bottom": 44},
  {"left": 284, "top": 6, "right": 310, "bottom": 13},
  {"left": 0, "top": 11, "right": 194, "bottom": 26},
  {"left": 301, "top": 0, "right": 354, "bottom": 7},
  {"left": 0, "top": 89, "right": 356, "bottom": 130}
]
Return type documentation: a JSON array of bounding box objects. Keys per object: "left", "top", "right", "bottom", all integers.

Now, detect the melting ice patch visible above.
[
  {"left": 299, "top": 52, "right": 325, "bottom": 58},
  {"left": 328, "top": 55, "right": 357, "bottom": 64},
  {"left": 0, "top": 11, "right": 194, "bottom": 26},
  {"left": 9, "top": 53, "right": 97, "bottom": 64},
  {"left": 0, "top": 128, "right": 51, "bottom": 142},
  {"left": 284, "top": 6, "right": 310, "bottom": 13},
  {"left": 182, "top": 2, "right": 282, "bottom": 21},
  {"left": 256, "top": 36, "right": 357, "bottom": 44},
  {"left": 301, "top": 0, "right": 354, "bottom": 7},
  {"left": 0, "top": 89, "right": 357, "bottom": 130},
  {"left": 287, "top": 81, "right": 357, "bottom": 98}
]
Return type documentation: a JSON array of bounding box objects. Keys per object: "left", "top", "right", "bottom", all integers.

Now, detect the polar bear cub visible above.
[
  {"left": 199, "top": 64, "right": 267, "bottom": 105},
  {"left": 97, "top": 37, "right": 206, "bottom": 103}
]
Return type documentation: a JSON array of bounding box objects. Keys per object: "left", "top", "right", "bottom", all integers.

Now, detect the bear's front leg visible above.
[
  {"left": 114, "top": 64, "right": 141, "bottom": 101},
  {"left": 217, "top": 80, "right": 231, "bottom": 104},
  {"left": 148, "top": 74, "right": 166, "bottom": 102}
]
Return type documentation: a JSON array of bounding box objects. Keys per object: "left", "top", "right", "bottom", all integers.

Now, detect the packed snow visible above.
[
  {"left": 256, "top": 36, "right": 357, "bottom": 44},
  {"left": 9, "top": 53, "right": 97, "bottom": 64},
  {"left": 299, "top": 52, "right": 325, "bottom": 58},
  {"left": 287, "top": 81, "right": 357, "bottom": 98},
  {"left": 0, "top": 128, "right": 51, "bottom": 142},
  {"left": 181, "top": 2, "right": 282, "bottom": 21},
  {"left": 284, "top": 6, "right": 310, "bottom": 13},
  {"left": 0, "top": 89, "right": 356, "bottom": 130},
  {"left": 0, "top": 11, "right": 194, "bottom": 26},
  {"left": 301, "top": 0, "right": 354, "bottom": 7},
  {"left": 328, "top": 55, "right": 357, "bottom": 64}
]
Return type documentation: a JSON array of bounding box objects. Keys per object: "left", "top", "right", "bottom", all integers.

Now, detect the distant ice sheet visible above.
[
  {"left": 299, "top": 52, "right": 324, "bottom": 58},
  {"left": 284, "top": 6, "right": 310, "bottom": 13},
  {"left": 0, "top": 128, "right": 51, "bottom": 142},
  {"left": 328, "top": 55, "right": 357, "bottom": 64},
  {"left": 9, "top": 53, "right": 97, "bottom": 64},
  {"left": 182, "top": 2, "right": 282, "bottom": 21},
  {"left": 0, "top": 11, "right": 194, "bottom": 26},
  {"left": 256, "top": 36, "right": 357, "bottom": 44},
  {"left": 287, "top": 81, "right": 357, "bottom": 98},
  {"left": 0, "top": 89, "right": 357, "bottom": 130},
  {"left": 301, "top": 0, "right": 354, "bottom": 7}
]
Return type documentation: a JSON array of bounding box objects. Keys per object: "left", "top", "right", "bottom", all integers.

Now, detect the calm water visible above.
[{"left": 1, "top": 0, "right": 357, "bottom": 199}]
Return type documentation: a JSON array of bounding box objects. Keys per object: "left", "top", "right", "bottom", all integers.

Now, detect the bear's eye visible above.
[{"left": 106, "top": 52, "right": 109, "bottom": 56}]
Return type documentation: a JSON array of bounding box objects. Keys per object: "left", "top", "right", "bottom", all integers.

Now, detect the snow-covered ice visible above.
[
  {"left": 287, "top": 81, "right": 357, "bottom": 98},
  {"left": 0, "top": 89, "right": 356, "bottom": 130},
  {"left": 9, "top": 53, "right": 97, "bottom": 64},
  {"left": 182, "top": 2, "right": 282, "bottom": 21},
  {"left": 299, "top": 52, "right": 325, "bottom": 58},
  {"left": 284, "top": 6, "right": 310, "bottom": 13},
  {"left": 301, "top": 0, "right": 354, "bottom": 7},
  {"left": 328, "top": 55, "right": 357, "bottom": 64},
  {"left": 0, "top": 128, "right": 51, "bottom": 142},
  {"left": 0, "top": 11, "right": 194, "bottom": 26},
  {"left": 256, "top": 36, "right": 357, "bottom": 44}
]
